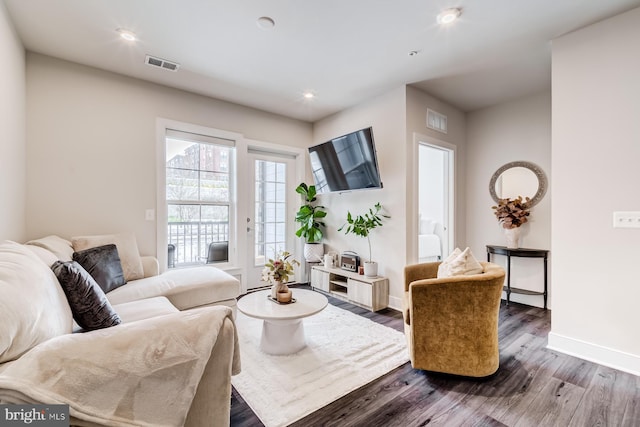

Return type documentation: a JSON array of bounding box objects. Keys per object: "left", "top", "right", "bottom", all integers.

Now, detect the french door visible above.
[{"left": 246, "top": 152, "right": 296, "bottom": 289}]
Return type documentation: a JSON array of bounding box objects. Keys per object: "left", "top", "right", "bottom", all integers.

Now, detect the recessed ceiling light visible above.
[
  {"left": 116, "top": 28, "right": 137, "bottom": 42},
  {"left": 303, "top": 91, "right": 315, "bottom": 99},
  {"left": 437, "top": 8, "right": 461, "bottom": 25},
  {"left": 408, "top": 50, "right": 420, "bottom": 57},
  {"left": 256, "top": 16, "right": 276, "bottom": 30}
]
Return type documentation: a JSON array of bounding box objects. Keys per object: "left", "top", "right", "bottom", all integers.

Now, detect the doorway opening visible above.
[{"left": 417, "top": 141, "right": 454, "bottom": 262}]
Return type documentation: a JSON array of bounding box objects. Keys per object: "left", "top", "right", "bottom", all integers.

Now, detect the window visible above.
[{"left": 165, "top": 129, "right": 235, "bottom": 267}]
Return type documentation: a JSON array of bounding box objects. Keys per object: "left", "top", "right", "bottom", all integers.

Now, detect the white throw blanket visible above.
[{"left": 0, "top": 306, "right": 240, "bottom": 427}]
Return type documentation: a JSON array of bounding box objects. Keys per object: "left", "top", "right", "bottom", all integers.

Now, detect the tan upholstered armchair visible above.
[{"left": 403, "top": 261, "right": 505, "bottom": 377}]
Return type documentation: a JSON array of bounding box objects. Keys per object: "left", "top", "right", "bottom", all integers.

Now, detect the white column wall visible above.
[
  {"left": 550, "top": 6, "right": 640, "bottom": 374},
  {"left": 0, "top": 2, "right": 26, "bottom": 241}
]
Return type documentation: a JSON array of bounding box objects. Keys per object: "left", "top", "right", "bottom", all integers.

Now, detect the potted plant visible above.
[
  {"left": 491, "top": 196, "right": 531, "bottom": 248},
  {"left": 262, "top": 251, "right": 300, "bottom": 302},
  {"left": 294, "top": 183, "right": 327, "bottom": 262},
  {"left": 338, "top": 202, "right": 390, "bottom": 277}
]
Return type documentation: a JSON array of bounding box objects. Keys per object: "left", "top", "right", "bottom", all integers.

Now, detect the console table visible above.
[{"left": 486, "top": 245, "right": 548, "bottom": 309}]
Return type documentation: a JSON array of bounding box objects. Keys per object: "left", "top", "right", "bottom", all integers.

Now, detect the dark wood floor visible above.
[{"left": 230, "top": 286, "right": 639, "bottom": 427}]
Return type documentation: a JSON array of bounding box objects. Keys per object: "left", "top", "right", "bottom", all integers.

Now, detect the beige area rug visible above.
[{"left": 231, "top": 303, "right": 409, "bottom": 427}]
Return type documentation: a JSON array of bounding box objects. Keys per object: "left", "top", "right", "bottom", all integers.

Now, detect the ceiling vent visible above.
[{"left": 145, "top": 55, "right": 180, "bottom": 72}]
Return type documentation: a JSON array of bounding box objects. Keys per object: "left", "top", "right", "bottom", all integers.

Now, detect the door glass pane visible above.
[{"left": 254, "top": 159, "right": 287, "bottom": 266}]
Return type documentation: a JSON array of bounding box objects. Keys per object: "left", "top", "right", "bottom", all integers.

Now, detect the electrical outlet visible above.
[
  {"left": 145, "top": 209, "right": 155, "bottom": 221},
  {"left": 613, "top": 211, "right": 640, "bottom": 228}
]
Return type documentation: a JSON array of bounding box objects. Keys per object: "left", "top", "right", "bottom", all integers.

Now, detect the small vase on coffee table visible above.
[{"left": 270, "top": 281, "right": 289, "bottom": 299}]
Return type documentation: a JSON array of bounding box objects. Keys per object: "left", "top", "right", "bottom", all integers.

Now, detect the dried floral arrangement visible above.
[
  {"left": 491, "top": 196, "right": 531, "bottom": 229},
  {"left": 261, "top": 251, "right": 300, "bottom": 284}
]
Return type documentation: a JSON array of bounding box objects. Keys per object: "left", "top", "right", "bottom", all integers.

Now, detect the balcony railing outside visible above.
[{"left": 168, "top": 221, "right": 229, "bottom": 267}]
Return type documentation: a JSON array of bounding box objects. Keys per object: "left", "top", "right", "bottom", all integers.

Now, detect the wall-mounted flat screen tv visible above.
[{"left": 308, "top": 126, "right": 383, "bottom": 194}]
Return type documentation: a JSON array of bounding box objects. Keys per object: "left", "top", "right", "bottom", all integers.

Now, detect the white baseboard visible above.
[
  {"left": 547, "top": 332, "right": 640, "bottom": 376},
  {"left": 388, "top": 295, "right": 402, "bottom": 311}
]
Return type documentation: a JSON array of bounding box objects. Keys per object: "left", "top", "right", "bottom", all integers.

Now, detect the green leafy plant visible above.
[
  {"left": 294, "top": 183, "right": 327, "bottom": 243},
  {"left": 492, "top": 196, "right": 531, "bottom": 229},
  {"left": 338, "top": 202, "right": 390, "bottom": 263},
  {"left": 261, "top": 251, "right": 300, "bottom": 284}
]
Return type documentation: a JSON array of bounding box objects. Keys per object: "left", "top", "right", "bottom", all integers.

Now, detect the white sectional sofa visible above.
[
  {"left": 0, "top": 233, "right": 242, "bottom": 427},
  {"left": 27, "top": 234, "right": 241, "bottom": 316}
]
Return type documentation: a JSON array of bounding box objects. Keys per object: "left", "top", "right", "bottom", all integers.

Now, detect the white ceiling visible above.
[{"left": 4, "top": 0, "right": 640, "bottom": 122}]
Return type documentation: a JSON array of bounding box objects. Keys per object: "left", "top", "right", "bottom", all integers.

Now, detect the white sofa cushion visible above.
[
  {"left": 0, "top": 241, "right": 73, "bottom": 363},
  {"left": 23, "top": 244, "right": 58, "bottom": 267},
  {"left": 112, "top": 297, "right": 179, "bottom": 324},
  {"left": 72, "top": 232, "right": 144, "bottom": 281},
  {"left": 106, "top": 267, "right": 240, "bottom": 310},
  {"left": 25, "top": 235, "right": 74, "bottom": 261}
]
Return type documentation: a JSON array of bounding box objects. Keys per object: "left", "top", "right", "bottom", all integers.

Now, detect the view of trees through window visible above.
[{"left": 166, "top": 136, "right": 232, "bottom": 266}]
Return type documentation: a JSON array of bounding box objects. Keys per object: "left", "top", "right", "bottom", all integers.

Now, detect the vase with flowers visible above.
[
  {"left": 262, "top": 251, "right": 300, "bottom": 302},
  {"left": 491, "top": 196, "right": 531, "bottom": 248}
]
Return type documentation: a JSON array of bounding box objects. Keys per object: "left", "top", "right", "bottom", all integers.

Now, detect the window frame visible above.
[{"left": 156, "top": 119, "right": 242, "bottom": 271}]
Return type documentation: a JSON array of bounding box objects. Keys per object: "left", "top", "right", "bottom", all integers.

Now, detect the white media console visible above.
[{"left": 310, "top": 265, "right": 389, "bottom": 312}]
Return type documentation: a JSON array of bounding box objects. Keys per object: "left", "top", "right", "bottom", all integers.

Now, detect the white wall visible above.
[
  {"left": 26, "top": 53, "right": 312, "bottom": 256},
  {"left": 313, "top": 87, "right": 407, "bottom": 309},
  {"left": 466, "top": 91, "right": 551, "bottom": 308},
  {"left": 550, "top": 7, "right": 640, "bottom": 375},
  {"left": 0, "top": 2, "right": 26, "bottom": 241}
]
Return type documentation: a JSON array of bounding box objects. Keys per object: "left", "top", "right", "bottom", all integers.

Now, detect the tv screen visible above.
[{"left": 309, "top": 127, "right": 383, "bottom": 194}]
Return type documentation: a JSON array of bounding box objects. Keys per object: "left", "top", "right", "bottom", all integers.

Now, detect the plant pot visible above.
[
  {"left": 504, "top": 227, "right": 521, "bottom": 248},
  {"left": 363, "top": 261, "right": 378, "bottom": 277},
  {"left": 304, "top": 242, "right": 324, "bottom": 263}
]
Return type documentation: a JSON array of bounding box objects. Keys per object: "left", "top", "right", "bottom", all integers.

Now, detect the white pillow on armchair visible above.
[{"left": 437, "top": 247, "right": 483, "bottom": 278}]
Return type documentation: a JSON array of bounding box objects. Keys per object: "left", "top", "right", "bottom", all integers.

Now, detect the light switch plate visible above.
[
  {"left": 613, "top": 211, "right": 640, "bottom": 228},
  {"left": 145, "top": 209, "right": 155, "bottom": 221}
]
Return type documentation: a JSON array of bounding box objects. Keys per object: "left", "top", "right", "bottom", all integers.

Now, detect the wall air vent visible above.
[
  {"left": 426, "top": 108, "right": 447, "bottom": 134},
  {"left": 145, "top": 55, "right": 180, "bottom": 72}
]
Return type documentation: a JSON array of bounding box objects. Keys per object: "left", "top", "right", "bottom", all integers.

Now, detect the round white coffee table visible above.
[{"left": 237, "top": 289, "right": 328, "bottom": 355}]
